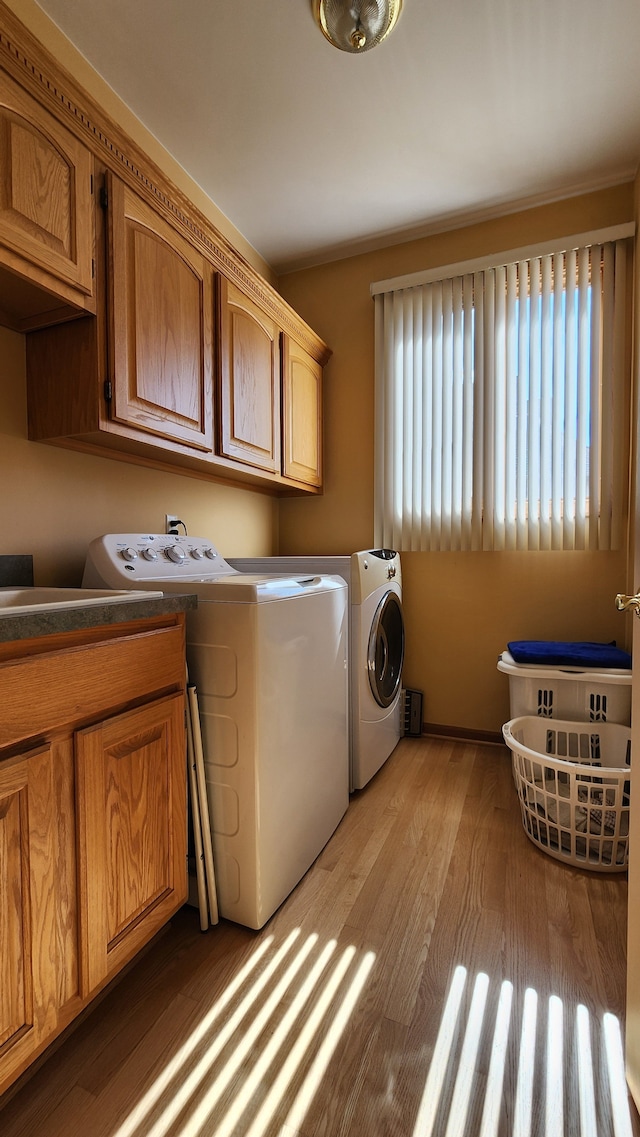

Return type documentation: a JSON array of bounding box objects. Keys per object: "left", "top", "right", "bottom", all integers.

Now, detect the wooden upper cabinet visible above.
[
  {"left": 0, "top": 68, "right": 94, "bottom": 330},
  {"left": 0, "top": 743, "right": 59, "bottom": 1081},
  {"left": 0, "top": 9, "right": 329, "bottom": 489},
  {"left": 218, "top": 276, "right": 281, "bottom": 473},
  {"left": 281, "top": 335, "right": 323, "bottom": 487},
  {"left": 106, "top": 172, "right": 214, "bottom": 453}
]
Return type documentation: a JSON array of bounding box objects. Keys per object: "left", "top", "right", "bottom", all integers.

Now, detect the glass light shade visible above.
[{"left": 312, "top": 0, "right": 403, "bottom": 53}]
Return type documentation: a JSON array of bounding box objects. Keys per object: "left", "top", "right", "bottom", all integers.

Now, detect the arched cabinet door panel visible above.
[
  {"left": 0, "top": 69, "right": 95, "bottom": 327},
  {"left": 281, "top": 334, "right": 323, "bottom": 488},
  {"left": 0, "top": 743, "right": 59, "bottom": 1082},
  {"left": 107, "top": 171, "right": 214, "bottom": 454},
  {"left": 217, "top": 275, "right": 280, "bottom": 472},
  {"left": 75, "top": 692, "right": 187, "bottom": 996}
]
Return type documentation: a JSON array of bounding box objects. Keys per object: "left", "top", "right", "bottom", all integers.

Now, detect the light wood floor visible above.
[{"left": 1, "top": 737, "right": 638, "bottom": 1136}]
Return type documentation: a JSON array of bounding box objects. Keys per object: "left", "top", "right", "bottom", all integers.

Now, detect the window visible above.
[{"left": 372, "top": 234, "right": 632, "bottom": 552}]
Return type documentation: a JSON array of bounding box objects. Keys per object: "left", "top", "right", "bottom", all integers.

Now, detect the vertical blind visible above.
[{"left": 373, "top": 238, "right": 631, "bottom": 552}]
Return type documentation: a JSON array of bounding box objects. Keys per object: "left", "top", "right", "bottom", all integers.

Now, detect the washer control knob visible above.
[
  {"left": 165, "top": 545, "right": 186, "bottom": 563},
  {"left": 190, "top": 548, "right": 204, "bottom": 560},
  {"left": 141, "top": 548, "right": 158, "bottom": 561},
  {"left": 203, "top": 548, "right": 216, "bottom": 559},
  {"left": 120, "top": 547, "right": 138, "bottom": 562}
]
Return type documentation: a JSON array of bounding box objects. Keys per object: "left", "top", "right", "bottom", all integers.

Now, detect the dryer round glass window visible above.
[{"left": 367, "top": 591, "right": 405, "bottom": 707}]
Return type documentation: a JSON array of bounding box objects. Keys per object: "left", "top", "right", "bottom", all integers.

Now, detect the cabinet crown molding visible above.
[{"left": 0, "top": 0, "right": 330, "bottom": 364}]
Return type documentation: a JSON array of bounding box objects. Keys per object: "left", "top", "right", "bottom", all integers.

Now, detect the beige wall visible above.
[
  {"left": 1, "top": 326, "right": 278, "bottom": 584},
  {"left": 278, "top": 185, "right": 635, "bottom": 734}
]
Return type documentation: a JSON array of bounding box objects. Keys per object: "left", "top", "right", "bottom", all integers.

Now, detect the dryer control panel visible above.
[
  {"left": 351, "top": 549, "right": 402, "bottom": 605},
  {"left": 369, "top": 548, "right": 398, "bottom": 560}
]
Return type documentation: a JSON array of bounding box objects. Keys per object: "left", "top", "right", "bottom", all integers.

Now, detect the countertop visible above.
[{"left": 0, "top": 592, "right": 198, "bottom": 644}]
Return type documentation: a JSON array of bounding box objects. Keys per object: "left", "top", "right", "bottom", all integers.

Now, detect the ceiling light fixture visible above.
[{"left": 312, "top": 0, "right": 403, "bottom": 53}]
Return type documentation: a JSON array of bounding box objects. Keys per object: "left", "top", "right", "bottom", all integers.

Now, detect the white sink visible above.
[{"left": 0, "top": 587, "right": 163, "bottom": 616}]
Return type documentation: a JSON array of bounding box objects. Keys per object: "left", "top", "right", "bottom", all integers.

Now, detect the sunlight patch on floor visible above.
[
  {"left": 113, "top": 933, "right": 275, "bottom": 1137},
  {"left": 577, "top": 1003, "right": 597, "bottom": 1137},
  {"left": 604, "top": 1012, "right": 634, "bottom": 1137},
  {"left": 112, "top": 929, "right": 375, "bottom": 1137},
  {"left": 479, "top": 977, "right": 513, "bottom": 1137},
  {"left": 444, "top": 970, "right": 489, "bottom": 1137},
  {"left": 545, "top": 994, "right": 564, "bottom": 1137},
  {"left": 412, "top": 966, "right": 635, "bottom": 1137},
  {"left": 514, "top": 986, "right": 538, "bottom": 1137}
]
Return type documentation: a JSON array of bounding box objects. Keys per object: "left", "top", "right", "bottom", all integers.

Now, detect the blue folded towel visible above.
[{"left": 507, "top": 640, "right": 632, "bottom": 669}]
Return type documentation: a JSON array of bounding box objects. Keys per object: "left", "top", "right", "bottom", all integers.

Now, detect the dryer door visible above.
[{"left": 367, "top": 591, "right": 405, "bottom": 707}]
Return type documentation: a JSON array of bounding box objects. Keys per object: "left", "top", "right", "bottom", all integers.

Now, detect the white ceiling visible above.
[{"left": 34, "top": 0, "right": 640, "bottom": 274}]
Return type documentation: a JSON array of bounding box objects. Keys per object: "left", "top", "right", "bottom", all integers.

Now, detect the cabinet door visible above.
[
  {"left": 0, "top": 69, "right": 94, "bottom": 322},
  {"left": 0, "top": 744, "right": 58, "bottom": 1080},
  {"left": 218, "top": 276, "right": 281, "bottom": 472},
  {"left": 76, "top": 693, "right": 187, "bottom": 995},
  {"left": 281, "top": 335, "right": 323, "bottom": 487},
  {"left": 107, "top": 172, "right": 214, "bottom": 453}
]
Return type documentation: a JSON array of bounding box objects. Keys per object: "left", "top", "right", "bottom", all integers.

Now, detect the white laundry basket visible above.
[
  {"left": 497, "top": 651, "right": 631, "bottom": 724},
  {"left": 503, "top": 716, "right": 631, "bottom": 871}
]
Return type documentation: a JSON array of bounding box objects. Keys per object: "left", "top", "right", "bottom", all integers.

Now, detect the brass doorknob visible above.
[{"left": 615, "top": 592, "right": 640, "bottom": 616}]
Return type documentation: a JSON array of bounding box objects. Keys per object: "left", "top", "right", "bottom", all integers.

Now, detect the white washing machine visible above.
[
  {"left": 83, "top": 534, "right": 349, "bottom": 929},
  {"left": 228, "top": 549, "right": 404, "bottom": 789}
]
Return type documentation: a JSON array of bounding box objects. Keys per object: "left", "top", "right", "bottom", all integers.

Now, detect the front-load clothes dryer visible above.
[
  {"left": 83, "top": 534, "right": 349, "bottom": 929},
  {"left": 228, "top": 549, "right": 404, "bottom": 789}
]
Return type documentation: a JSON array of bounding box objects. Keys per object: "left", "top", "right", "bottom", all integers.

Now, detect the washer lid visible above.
[{"left": 159, "top": 574, "right": 347, "bottom": 603}]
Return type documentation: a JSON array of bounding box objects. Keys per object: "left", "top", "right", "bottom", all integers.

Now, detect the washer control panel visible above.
[{"left": 83, "top": 533, "right": 238, "bottom": 587}]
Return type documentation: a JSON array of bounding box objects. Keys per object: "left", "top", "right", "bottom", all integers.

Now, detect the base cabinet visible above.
[
  {"left": 0, "top": 743, "right": 59, "bottom": 1085},
  {"left": 0, "top": 615, "right": 188, "bottom": 1098},
  {"left": 76, "top": 694, "right": 187, "bottom": 995}
]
